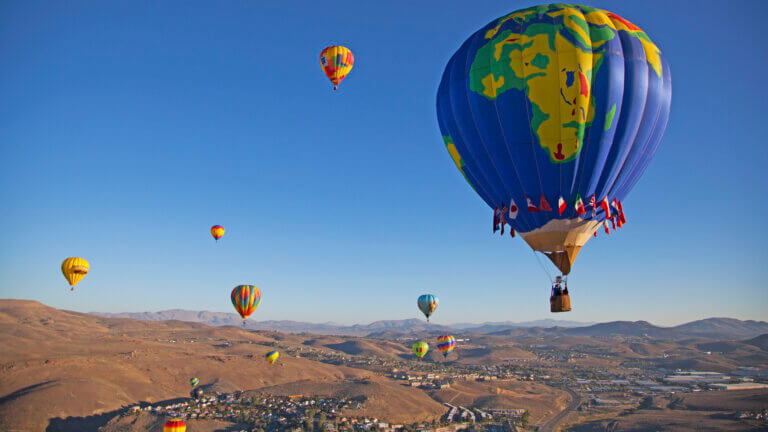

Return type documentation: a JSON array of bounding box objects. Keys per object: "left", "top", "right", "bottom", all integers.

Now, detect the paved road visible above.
[{"left": 538, "top": 387, "right": 581, "bottom": 432}]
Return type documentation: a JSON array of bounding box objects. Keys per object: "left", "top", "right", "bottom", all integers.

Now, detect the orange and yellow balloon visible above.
[
  {"left": 164, "top": 418, "right": 186, "bottom": 432},
  {"left": 211, "top": 225, "right": 225, "bottom": 242},
  {"left": 231, "top": 284, "right": 261, "bottom": 325},
  {"left": 61, "top": 257, "right": 89, "bottom": 291},
  {"left": 319, "top": 46, "right": 354, "bottom": 90}
]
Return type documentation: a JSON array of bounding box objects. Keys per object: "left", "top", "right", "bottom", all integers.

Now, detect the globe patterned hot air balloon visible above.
[
  {"left": 61, "top": 257, "right": 89, "bottom": 291},
  {"left": 436, "top": 335, "right": 456, "bottom": 358},
  {"left": 412, "top": 341, "right": 429, "bottom": 359},
  {"left": 189, "top": 377, "right": 199, "bottom": 387},
  {"left": 417, "top": 294, "right": 439, "bottom": 322},
  {"left": 436, "top": 4, "right": 671, "bottom": 276},
  {"left": 266, "top": 350, "right": 279, "bottom": 365},
  {"left": 320, "top": 46, "right": 354, "bottom": 90},
  {"left": 164, "top": 418, "right": 186, "bottom": 432},
  {"left": 210, "top": 225, "right": 225, "bottom": 242},
  {"left": 231, "top": 285, "right": 261, "bottom": 325}
]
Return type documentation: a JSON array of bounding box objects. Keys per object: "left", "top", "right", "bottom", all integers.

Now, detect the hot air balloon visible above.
[
  {"left": 211, "top": 225, "right": 225, "bottom": 242},
  {"left": 436, "top": 335, "right": 456, "bottom": 358},
  {"left": 61, "top": 257, "right": 89, "bottom": 291},
  {"left": 189, "top": 377, "right": 199, "bottom": 387},
  {"left": 417, "top": 294, "right": 439, "bottom": 322},
  {"left": 412, "top": 341, "right": 429, "bottom": 360},
  {"left": 231, "top": 285, "right": 261, "bottom": 325},
  {"left": 266, "top": 350, "right": 279, "bottom": 365},
  {"left": 164, "top": 418, "right": 186, "bottom": 432},
  {"left": 320, "top": 46, "right": 354, "bottom": 90},
  {"left": 436, "top": 4, "right": 671, "bottom": 310}
]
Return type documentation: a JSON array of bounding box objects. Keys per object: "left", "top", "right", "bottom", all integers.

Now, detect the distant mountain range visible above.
[{"left": 90, "top": 310, "right": 768, "bottom": 340}]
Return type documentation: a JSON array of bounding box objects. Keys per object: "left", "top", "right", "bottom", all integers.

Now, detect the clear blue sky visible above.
[{"left": 1, "top": 1, "right": 766, "bottom": 326}]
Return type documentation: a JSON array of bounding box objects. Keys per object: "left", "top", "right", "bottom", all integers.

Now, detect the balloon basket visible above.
[{"left": 550, "top": 293, "right": 572, "bottom": 313}]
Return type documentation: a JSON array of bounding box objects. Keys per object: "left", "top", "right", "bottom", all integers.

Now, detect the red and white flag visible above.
[
  {"left": 575, "top": 195, "right": 586, "bottom": 216},
  {"left": 600, "top": 197, "right": 611, "bottom": 218},
  {"left": 589, "top": 195, "right": 597, "bottom": 218},
  {"left": 604, "top": 220, "right": 610, "bottom": 234},
  {"left": 526, "top": 195, "right": 539, "bottom": 212},
  {"left": 508, "top": 199, "right": 519, "bottom": 220},
  {"left": 558, "top": 196, "right": 566, "bottom": 215},
  {"left": 539, "top": 194, "right": 552, "bottom": 211},
  {"left": 617, "top": 200, "right": 627, "bottom": 224},
  {"left": 493, "top": 207, "right": 500, "bottom": 233}
]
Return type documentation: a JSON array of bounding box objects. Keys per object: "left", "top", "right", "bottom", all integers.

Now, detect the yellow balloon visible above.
[{"left": 61, "top": 257, "right": 89, "bottom": 290}]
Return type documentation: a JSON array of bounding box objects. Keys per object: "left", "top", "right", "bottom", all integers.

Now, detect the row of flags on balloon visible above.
[{"left": 493, "top": 195, "right": 628, "bottom": 236}]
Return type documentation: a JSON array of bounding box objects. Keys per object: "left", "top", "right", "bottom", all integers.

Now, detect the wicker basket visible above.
[{"left": 550, "top": 293, "right": 572, "bottom": 313}]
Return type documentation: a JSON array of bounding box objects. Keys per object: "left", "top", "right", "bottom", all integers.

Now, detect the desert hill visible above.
[{"left": 0, "top": 300, "right": 442, "bottom": 431}]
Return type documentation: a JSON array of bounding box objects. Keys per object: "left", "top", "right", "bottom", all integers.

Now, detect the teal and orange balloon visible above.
[
  {"left": 320, "top": 46, "right": 354, "bottom": 90},
  {"left": 231, "top": 285, "right": 261, "bottom": 325},
  {"left": 436, "top": 335, "right": 456, "bottom": 358},
  {"left": 417, "top": 294, "right": 438, "bottom": 322},
  {"left": 436, "top": 4, "right": 671, "bottom": 276}
]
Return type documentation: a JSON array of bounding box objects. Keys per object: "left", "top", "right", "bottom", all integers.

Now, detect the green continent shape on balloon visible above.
[
  {"left": 468, "top": 4, "right": 660, "bottom": 164},
  {"left": 443, "top": 135, "right": 475, "bottom": 191}
]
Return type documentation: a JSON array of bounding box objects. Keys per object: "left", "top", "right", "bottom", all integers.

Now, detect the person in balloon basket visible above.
[{"left": 550, "top": 276, "right": 564, "bottom": 304}]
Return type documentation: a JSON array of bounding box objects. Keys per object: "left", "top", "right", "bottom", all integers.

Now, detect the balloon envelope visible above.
[
  {"left": 436, "top": 335, "right": 456, "bottom": 357},
  {"left": 266, "top": 350, "right": 279, "bottom": 365},
  {"left": 412, "top": 341, "right": 429, "bottom": 359},
  {"left": 164, "top": 419, "right": 186, "bottom": 432},
  {"left": 189, "top": 377, "right": 199, "bottom": 387},
  {"left": 211, "top": 225, "right": 225, "bottom": 241},
  {"left": 436, "top": 4, "right": 671, "bottom": 274},
  {"left": 231, "top": 285, "right": 261, "bottom": 320},
  {"left": 61, "top": 257, "right": 89, "bottom": 289},
  {"left": 320, "top": 46, "right": 354, "bottom": 90},
  {"left": 417, "top": 294, "right": 439, "bottom": 320}
]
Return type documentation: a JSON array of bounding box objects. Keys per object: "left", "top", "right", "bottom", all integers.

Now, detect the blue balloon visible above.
[{"left": 436, "top": 4, "right": 671, "bottom": 274}]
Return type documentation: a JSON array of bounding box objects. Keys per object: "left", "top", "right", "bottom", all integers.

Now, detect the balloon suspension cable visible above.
[{"left": 532, "top": 251, "right": 555, "bottom": 284}]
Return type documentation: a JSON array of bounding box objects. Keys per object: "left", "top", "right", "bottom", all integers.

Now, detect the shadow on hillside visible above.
[
  {"left": 0, "top": 381, "right": 57, "bottom": 405},
  {"left": 46, "top": 410, "right": 117, "bottom": 431}
]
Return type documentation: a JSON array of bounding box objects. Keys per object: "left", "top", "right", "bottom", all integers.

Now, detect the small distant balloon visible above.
[
  {"left": 412, "top": 341, "right": 429, "bottom": 359},
  {"left": 164, "top": 418, "right": 186, "bottom": 432},
  {"left": 61, "top": 257, "right": 89, "bottom": 291},
  {"left": 417, "top": 294, "right": 439, "bottom": 322},
  {"left": 231, "top": 285, "right": 261, "bottom": 325},
  {"left": 211, "top": 225, "right": 225, "bottom": 242},
  {"left": 319, "top": 46, "right": 354, "bottom": 90},
  {"left": 436, "top": 335, "right": 456, "bottom": 358},
  {"left": 189, "top": 377, "right": 199, "bottom": 387},
  {"left": 266, "top": 350, "right": 279, "bottom": 365}
]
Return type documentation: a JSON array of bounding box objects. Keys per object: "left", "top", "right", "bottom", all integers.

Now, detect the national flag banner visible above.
[
  {"left": 539, "top": 194, "right": 552, "bottom": 211},
  {"left": 508, "top": 199, "right": 519, "bottom": 219},
  {"left": 589, "top": 194, "right": 597, "bottom": 218},
  {"left": 574, "top": 195, "right": 586, "bottom": 216},
  {"left": 604, "top": 220, "right": 610, "bottom": 234},
  {"left": 600, "top": 197, "right": 611, "bottom": 218},
  {"left": 611, "top": 217, "right": 616, "bottom": 230},
  {"left": 611, "top": 198, "right": 619, "bottom": 211},
  {"left": 526, "top": 195, "right": 539, "bottom": 212},
  {"left": 500, "top": 204, "right": 508, "bottom": 235},
  {"left": 558, "top": 196, "right": 566, "bottom": 215},
  {"left": 617, "top": 200, "right": 627, "bottom": 224},
  {"left": 510, "top": 227, "right": 515, "bottom": 237},
  {"left": 593, "top": 229, "right": 597, "bottom": 237},
  {"left": 493, "top": 207, "right": 500, "bottom": 233}
]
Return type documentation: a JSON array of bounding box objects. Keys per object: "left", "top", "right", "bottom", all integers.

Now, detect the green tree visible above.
[{"left": 520, "top": 411, "right": 530, "bottom": 427}]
